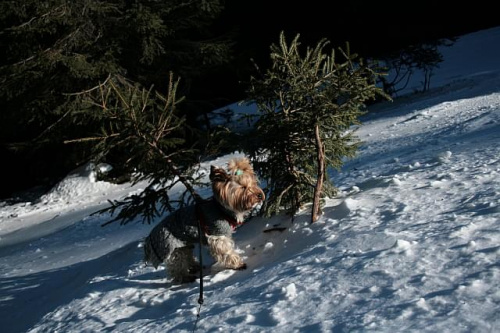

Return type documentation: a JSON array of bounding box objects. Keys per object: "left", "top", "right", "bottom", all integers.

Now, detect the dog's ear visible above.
[{"left": 210, "top": 165, "right": 230, "bottom": 182}]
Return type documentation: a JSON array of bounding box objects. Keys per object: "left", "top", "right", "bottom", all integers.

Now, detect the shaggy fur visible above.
[{"left": 143, "top": 157, "right": 265, "bottom": 283}]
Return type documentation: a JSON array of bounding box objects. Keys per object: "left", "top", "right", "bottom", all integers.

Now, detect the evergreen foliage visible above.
[
  {"left": 0, "top": 0, "right": 229, "bottom": 197},
  {"left": 245, "top": 32, "right": 389, "bottom": 222},
  {"left": 72, "top": 73, "right": 203, "bottom": 225}
]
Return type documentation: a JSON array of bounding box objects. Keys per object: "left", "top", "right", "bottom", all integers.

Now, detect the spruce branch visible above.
[{"left": 68, "top": 72, "right": 201, "bottom": 225}]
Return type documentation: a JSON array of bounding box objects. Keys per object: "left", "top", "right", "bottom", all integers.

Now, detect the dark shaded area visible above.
[
  {"left": 1, "top": 1, "right": 499, "bottom": 199},
  {"left": 200, "top": 1, "right": 500, "bottom": 102},
  {"left": 0, "top": 240, "right": 154, "bottom": 333}
]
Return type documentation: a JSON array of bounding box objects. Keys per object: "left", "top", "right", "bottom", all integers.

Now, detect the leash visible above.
[
  {"left": 192, "top": 199, "right": 243, "bottom": 332},
  {"left": 196, "top": 208, "right": 204, "bottom": 305},
  {"left": 193, "top": 203, "right": 205, "bottom": 332}
]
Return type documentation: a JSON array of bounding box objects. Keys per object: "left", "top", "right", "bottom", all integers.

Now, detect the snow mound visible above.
[{"left": 40, "top": 163, "right": 118, "bottom": 205}]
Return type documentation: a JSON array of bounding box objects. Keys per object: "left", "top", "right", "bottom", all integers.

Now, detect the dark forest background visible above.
[{"left": 1, "top": 0, "right": 499, "bottom": 200}]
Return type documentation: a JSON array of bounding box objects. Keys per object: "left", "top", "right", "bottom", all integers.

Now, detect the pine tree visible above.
[
  {"left": 70, "top": 73, "right": 202, "bottom": 225},
  {"left": 245, "top": 32, "right": 390, "bottom": 222},
  {"left": 0, "top": 0, "right": 229, "bottom": 197}
]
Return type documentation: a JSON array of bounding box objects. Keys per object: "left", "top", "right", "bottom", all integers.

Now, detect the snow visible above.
[{"left": 1, "top": 26, "right": 500, "bottom": 333}]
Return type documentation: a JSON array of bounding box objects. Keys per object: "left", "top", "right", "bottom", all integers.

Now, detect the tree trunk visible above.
[
  {"left": 312, "top": 123, "right": 324, "bottom": 223},
  {"left": 284, "top": 151, "right": 301, "bottom": 215}
]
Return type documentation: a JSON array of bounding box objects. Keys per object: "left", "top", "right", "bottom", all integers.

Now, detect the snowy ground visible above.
[{"left": 1, "top": 27, "right": 500, "bottom": 333}]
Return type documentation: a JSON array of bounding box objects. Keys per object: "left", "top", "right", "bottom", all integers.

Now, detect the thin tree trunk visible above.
[
  {"left": 312, "top": 123, "right": 324, "bottom": 223},
  {"left": 284, "top": 150, "right": 301, "bottom": 216}
]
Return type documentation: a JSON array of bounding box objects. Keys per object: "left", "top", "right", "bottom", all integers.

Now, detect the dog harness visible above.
[{"left": 196, "top": 199, "right": 242, "bottom": 234}]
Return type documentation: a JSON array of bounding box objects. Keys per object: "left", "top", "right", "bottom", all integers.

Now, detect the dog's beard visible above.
[
  {"left": 214, "top": 182, "right": 264, "bottom": 214},
  {"left": 249, "top": 201, "right": 263, "bottom": 218}
]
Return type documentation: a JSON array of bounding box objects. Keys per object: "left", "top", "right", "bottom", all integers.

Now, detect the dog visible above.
[{"left": 143, "top": 157, "right": 265, "bottom": 283}]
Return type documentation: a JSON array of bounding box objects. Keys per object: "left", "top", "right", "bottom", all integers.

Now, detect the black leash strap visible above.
[
  {"left": 193, "top": 203, "right": 205, "bottom": 332},
  {"left": 197, "top": 217, "right": 204, "bottom": 305}
]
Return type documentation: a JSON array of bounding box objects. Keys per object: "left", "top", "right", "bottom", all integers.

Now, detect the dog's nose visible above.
[{"left": 257, "top": 193, "right": 264, "bottom": 200}]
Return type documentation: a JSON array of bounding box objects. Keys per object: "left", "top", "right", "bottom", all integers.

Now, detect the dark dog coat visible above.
[{"left": 143, "top": 198, "right": 241, "bottom": 268}]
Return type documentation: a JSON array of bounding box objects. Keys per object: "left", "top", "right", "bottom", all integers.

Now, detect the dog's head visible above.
[{"left": 210, "top": 158, "right": 265, "bottom": 218}]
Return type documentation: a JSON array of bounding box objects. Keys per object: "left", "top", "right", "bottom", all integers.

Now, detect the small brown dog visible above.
[{"left": 143, "top": 157, "right": 265, "bottom": 283}]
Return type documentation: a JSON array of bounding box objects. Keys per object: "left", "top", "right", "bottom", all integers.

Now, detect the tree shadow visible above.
[{"left": 0, "top": 241, "right": 159, "bottom": 333}]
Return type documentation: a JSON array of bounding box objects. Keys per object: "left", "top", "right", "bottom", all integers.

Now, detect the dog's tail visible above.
[{"left": 143, "top": 235, "right": 163, "bottom": 269}]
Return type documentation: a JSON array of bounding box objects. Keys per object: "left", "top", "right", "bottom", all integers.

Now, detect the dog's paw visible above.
[
  {"left": 173, "top": 275, "right": 197, "bottom": 284},
  {"left": 235, "top": 263, "right": 247, "bottom": 270}
]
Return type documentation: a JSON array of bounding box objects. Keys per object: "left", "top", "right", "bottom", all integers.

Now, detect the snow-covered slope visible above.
[{"left": 1, "top": 26, "right": 499, "bottom": 333}]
